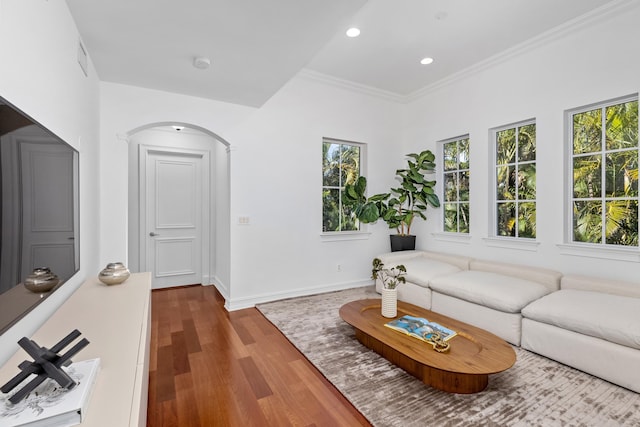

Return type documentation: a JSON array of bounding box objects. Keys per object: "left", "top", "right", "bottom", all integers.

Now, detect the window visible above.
[
  {"left": 442, "top": 136, "right": 470, "bottom": 233},
  {"left": 569, "top": 97, "right": 638, "bottom": 247},
  {"left": 494, "top": 120, "right": 536, "bottom": 238},
  {"left": 322, "top": 138, "right": 364, "bottom": 232}
]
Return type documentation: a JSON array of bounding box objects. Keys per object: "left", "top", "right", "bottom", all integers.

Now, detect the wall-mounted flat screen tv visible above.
[{"left": 0, "top": 96, "right": 79, "bottom": 335}]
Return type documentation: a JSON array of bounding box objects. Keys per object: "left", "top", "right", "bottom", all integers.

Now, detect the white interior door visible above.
[
  {"left": 20, "top": 140, "right": 76, "bottom": 283},
  {"left": 143, "top": 149, "right": 204, "bottom": 289}
]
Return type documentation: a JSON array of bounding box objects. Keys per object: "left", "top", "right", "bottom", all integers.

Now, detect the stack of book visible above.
[{"left": 0, "top": 358, "right": 100, "bottom": 427}]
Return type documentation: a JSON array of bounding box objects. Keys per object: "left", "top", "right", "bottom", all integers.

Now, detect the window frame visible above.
[
  {"left": 490, "top": 118, "right": 537, "bottom": 240},
  {"left": 439, "top": 135, "right": 470, "bottom": 234},
  {"left": 564, "top": 94, "right": 639, "bottom": 249},
  {"left": 321, "top": 137, "right": 367, "bottom": 235}
]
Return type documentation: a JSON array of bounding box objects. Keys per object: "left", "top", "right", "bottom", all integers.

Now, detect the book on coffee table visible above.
[{"left": 385, "top": 315, "right": 457, "bottom": 344}]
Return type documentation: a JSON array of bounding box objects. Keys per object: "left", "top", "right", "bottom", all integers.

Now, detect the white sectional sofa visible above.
[
  {"left": 521, "top": 274, "right": 640, "bottom": 393},
  {"left": 429, "top": 259, "right": 562, "bottom": 346},
  {"left": 373, "top": 250, "right": 640, "bottom": 393},
  {"left": 375, "top": 250, "right": 472, "bottom": 309}
]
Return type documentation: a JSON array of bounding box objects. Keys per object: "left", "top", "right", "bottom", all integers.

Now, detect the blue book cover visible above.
[{"left": 385, "top": 315, "right": 457, "bottom": 343}]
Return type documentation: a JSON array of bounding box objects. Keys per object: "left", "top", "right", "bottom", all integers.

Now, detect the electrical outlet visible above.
[{"left": 337, "top": 264, "right": 342, "bottom": 272}]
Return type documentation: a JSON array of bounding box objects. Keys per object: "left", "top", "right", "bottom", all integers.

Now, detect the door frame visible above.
[{"left": 138, "top": 144, "right": 211, "bottom": 285}]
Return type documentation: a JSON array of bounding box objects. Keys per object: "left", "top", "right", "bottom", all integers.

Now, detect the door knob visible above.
[{"left": 149, "top": 232, "right": 159, "bottom": 237}]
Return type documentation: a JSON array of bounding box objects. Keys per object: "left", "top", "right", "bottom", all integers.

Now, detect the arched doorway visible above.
[{"left": 126, "top": 122, "right": 231, "bottom": 294}]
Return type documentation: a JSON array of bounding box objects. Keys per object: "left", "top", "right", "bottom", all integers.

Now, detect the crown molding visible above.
[
  {"left": 299, "top": 0, "right": 637, "bottom": 105},
  {"left": 298, "top": 69, "right": 406, "bottom": 104},
  {"left": 406, "top": 0, "right": 639, "bottom": 103}
]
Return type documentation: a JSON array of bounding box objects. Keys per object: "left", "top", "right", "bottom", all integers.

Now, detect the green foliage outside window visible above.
[
  {"left": 443, "top": 137, "right": 470, "bottom": 233},
  {"left": 322, "top": 140, "right": 361, "bottom": 232},
  {"left": 495, "top": 122, "right": 536, "bottom": 238},
  {"left": 572, "top": 99, "right": 638, "bottom": 246}
]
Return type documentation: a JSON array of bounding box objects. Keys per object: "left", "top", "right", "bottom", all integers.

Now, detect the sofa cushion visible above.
[
  {"left": 429, "top": 270, "right": 551, "bottom": 313},
  {"left": 522, "top": 289, "right": 640, "bottom": 350},
  {"left": 398, "top": 258, "right": 461, "bottom": 288}
]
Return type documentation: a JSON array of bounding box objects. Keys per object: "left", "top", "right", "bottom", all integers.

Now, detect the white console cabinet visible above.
[{"left": 0, "top": 272, "right": 151, "bottom": 427}]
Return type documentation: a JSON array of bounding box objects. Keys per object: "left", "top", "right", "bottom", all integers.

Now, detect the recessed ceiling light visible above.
[
  {"left": 346, "top": 27, "right": 361, "bottom": 38},
  {"left": 420, "top": 57, "right": 434, "bottom": 65}
]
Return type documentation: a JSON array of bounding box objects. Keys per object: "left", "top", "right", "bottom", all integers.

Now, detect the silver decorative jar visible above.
[
  {"left": 24, "top": 267, "right": 60, "bottom": 293},
  {"left": 98, "top": 262, "right": 130, "bottom": 285}
]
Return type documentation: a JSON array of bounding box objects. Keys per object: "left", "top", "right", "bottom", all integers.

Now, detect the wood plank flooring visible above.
[{"left": 147, "top": 285, "right": 372, "bottom": 427}]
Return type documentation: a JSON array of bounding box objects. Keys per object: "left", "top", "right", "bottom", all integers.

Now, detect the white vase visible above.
[{"left": 381, "top": 288, "right": 398, "bottom": 318}]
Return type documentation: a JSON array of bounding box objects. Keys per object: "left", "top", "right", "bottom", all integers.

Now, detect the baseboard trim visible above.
[
  {"left": 224, "top": 279, "right": 373, "bottom": 311},
  {"left": 208, "top": 275, "right": 229, "bottom": 301}
]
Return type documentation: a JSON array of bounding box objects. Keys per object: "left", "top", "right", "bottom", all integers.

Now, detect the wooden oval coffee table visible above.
[{"left": 339, "top": 299, "right": 516, "bottom": 394}]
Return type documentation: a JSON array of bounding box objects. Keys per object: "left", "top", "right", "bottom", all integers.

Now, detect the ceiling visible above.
[{"left": 66, "top": 0, "right": 617, "bottom": 108}]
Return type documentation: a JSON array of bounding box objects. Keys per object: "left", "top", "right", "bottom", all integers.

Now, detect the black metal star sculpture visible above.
[{"left": 0, "top": 329, "right": 89, "bottom": 404}]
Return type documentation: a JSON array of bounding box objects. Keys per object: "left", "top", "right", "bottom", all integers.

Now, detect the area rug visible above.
[{"left": 257, "top": 286, "right": 640, "bottom": 427}]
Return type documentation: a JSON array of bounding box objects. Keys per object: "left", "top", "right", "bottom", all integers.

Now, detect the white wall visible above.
[
  {"left": 100, "top": 83, "right": 253, "bottom": 302},
  {"left": 0, "top": 0, "right": 100, "bottom": 366},
  {"left": 405, "top": 2, "right": 640, "bottom": 282},
  {"left": 214, "top": 140, "right": 230, "bottom": 295},
  {"left": 99, "top": 82, "right": 254, "bottom": 268},
  {"left": 100, "top": 76, "right": 404, "bottom": 309},
  {"left": 223, "top": 75, "right": 404, "bottom": 308}
]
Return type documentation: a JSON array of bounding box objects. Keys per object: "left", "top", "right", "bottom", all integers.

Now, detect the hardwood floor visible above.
[{"left": 147, "top": 285, "right": 371, "bottom": 427}]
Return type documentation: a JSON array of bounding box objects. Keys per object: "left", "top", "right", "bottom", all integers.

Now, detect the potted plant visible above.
[
  {"left": 344, "top": 149, "right": 441, "bottom": 251},
  {"left": 371, "top": 258, "right": 406, "bottom": 318}
]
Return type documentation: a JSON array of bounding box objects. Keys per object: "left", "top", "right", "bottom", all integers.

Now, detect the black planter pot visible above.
[{"left": 389, "top": 235, "right": 416, "bottom": 252}]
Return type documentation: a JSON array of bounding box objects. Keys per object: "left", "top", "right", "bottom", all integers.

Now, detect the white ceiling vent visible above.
[{"left": 77, "top": 39, "right": 88, "bottom": 77}]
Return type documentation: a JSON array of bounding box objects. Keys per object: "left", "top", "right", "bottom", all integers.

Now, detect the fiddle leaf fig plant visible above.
[
  {"left": 371, "top": 258, "right": 406, "bottom": 290},
  {"left": 344, "top": 176, "right": 388, "bottom": 224},
  {"left": 344, "top": 149, "right": 441, "bottom": 235}
]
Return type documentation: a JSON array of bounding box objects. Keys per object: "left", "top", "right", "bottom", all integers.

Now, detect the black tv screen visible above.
[{"left": 0, "top": 96, "right": 79, "bottom": 334}]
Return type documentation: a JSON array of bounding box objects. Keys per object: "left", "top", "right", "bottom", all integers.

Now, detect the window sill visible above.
[
  {"left": 320, "top": 231, "right": 371, "bottom": 242},
  {"left": 432, "top": 232, "right": 472, "bottom": 244},
  {"left": 557, "top": 243, "right": 640, "bottom": 262},
  {"left": 482, "top": 237, "right": 539, "bottom": 251}
]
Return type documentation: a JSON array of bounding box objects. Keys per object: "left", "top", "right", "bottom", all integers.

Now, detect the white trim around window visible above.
[
  {"left": 564, "top": 94, "right": 639, "bottom": 253},
  {"left": 321, "top": 137, "right": 369, "bottom": 236},
  {"left": 438, "top": 134, "right": 470, "bottom": 235},
  {"left": 490, "top": 118, "right": 537, "bottom": 240}
]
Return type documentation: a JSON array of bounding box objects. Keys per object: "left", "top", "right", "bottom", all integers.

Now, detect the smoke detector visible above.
[{"left": 193, "top": 56, "right": 211, "bottom": 70}]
